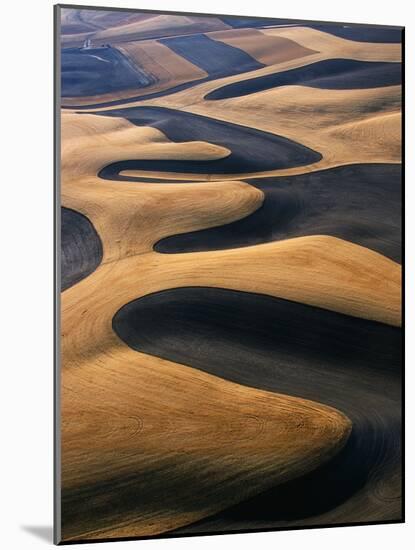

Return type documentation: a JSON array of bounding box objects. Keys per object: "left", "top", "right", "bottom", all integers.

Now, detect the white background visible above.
[{"left": 1, "top": 0, "right": 412, "bottom": 548}]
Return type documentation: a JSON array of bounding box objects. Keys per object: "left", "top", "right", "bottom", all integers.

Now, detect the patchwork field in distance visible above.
[{"left": 57, "top": 5, "right": 403, "bottom": 544}]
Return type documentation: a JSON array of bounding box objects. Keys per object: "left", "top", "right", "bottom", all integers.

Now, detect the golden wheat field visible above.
[{"left": 57, "top": 5, "right": 403, "bottom": 543}]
